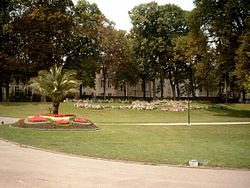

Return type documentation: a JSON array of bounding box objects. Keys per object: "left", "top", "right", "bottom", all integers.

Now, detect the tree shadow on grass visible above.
[{"left": 205, "top": 107, "right": 250, "bottom": 119}]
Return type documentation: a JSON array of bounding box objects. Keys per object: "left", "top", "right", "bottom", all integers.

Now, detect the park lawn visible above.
[
  {"left": 0, "top": 123, "right": 250, "bottom": 168},
  {"left": 0, "top": 102, "right": 250, "bottom": 123},
  {"left": 0, "top": 102, "right": 250, "bottom": 168}
]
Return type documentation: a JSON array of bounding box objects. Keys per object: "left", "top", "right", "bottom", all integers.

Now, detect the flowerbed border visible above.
[
  {"left": 10, "top": 124, "right": 101, "bottom": 131},
  {"left": 16, "top": 114, "right": 95, "bottom": 129}
]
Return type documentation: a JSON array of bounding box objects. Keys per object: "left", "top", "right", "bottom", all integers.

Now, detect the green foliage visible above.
[
  {"left": 194, "top": 0, "right": 250, "bottom": 100},
  {"left": 65, "top": 0, "right": 103, "bottom": 88},
  {"left": 0, "top": 0, "right": 18, "bottom": 94},
  {"left": 235, "top": 29, "right": 250, "bottom": 91},
  {"left": 130, "top": 2, "right": 187, "bottom": 98},
  {"left": 3, "top": 0, "right": 74, "bottom": 82},
  {"left": 1, "top": 0, "right": 250, "bottom": 103},
  {"left": 29, "top": 65, "right": 80, "bottom": 113},
  {"left": 112, "top": 31, "right": 139, "bottom": 92},
  {"left": 30, "top": 65, "right": 80, "bottom": 102},
  {"left": 243, "top": 75, "right": 250, "bottom": 94},
  {"left": 174, "top": 9, "right": 216, "bottom": 98}
]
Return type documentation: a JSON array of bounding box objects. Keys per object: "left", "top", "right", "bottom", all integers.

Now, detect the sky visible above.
[{"left": 75, "top": 0, "right": 195, "bottom": 31}]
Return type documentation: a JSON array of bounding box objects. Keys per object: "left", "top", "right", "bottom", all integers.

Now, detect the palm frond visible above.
[{"left": 29, "top": 64, "right": 80, "bottom": 102}]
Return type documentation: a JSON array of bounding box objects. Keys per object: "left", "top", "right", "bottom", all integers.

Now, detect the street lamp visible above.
[{"left": 187, "top": 80, "right": 191, "bottom": 126}]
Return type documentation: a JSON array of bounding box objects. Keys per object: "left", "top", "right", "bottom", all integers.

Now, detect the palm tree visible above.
[{"left": 30, "top": 64, "right": 80, "bottom": 114}]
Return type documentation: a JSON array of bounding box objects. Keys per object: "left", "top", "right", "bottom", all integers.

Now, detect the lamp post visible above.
[{"left": 187, "top": 80, "right": 191, "bottom": 126}]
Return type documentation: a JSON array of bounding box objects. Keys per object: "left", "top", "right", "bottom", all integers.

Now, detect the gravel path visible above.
[
  {"left": 0, "top": 139, "right": 250, "bottom": 188},
  {"left": 0, "top": 117, "right": 19, "bottom": 124},
  {"left": 0, "top": 117, "right": 250, "bottom": 187},
  {"left": 97, "top": 122, "right": 250, "bottom": 126}
]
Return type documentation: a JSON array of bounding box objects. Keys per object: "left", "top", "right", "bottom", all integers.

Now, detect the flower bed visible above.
[
  {"left": 160, "top": 100, "right": 207, "bottom": 112},
  {"left": 74, "top": 101, "right": 157, "bottom": 111},
  {"left": 13, "top": 114, "right": 98, "bottom": 130},
  {"left": 74, "top": 100, "right": 207, "bottom": 112}
]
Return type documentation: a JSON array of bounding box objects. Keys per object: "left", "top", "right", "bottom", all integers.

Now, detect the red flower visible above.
[
  {"left": 55, "top": 120, "right": 69, "bottom": 124},
  {"left": 28, "top": 117, "right": 48, "bottom": 122},
  {"left": 19, "top": 118, "right": 25, "bottom": 121},
  {"left": 74, "top": 118, "right": 89, "bottom": 123}
]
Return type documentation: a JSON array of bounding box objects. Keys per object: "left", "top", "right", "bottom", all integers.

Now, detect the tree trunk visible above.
[
  {"left": 218, "top": 79, "right": 223, "bottom": 100},
  {"left": 242, "top": 89, "right": 246, "bottom": 103},
  {"left": 0, "top": 82, "right": 2, "bottom": 102},
  {"left": 176, "top": 82, "right": 180, "bottom": 99},
  {"left": 160, "top": 77, "right": 164, "bottom": 99},
  {"left": 224, "top": 77, "right": 228, "bottom": 103},
  {"left": 189, "top": 66, "right": 195, "bottom": 99},
  {"left": 169, "top": 78, "right": 176, "bottom": 100},
  {"left": 123, "top": 82, "right": 127, "bottom": 97},
  {"left": 103, "top": 68, "right": 107, "bottom": 100},
  {"left": 142, "top": 79, "right": 146, "bottom": 99},
  {"left": 152, "top": 79, "right": 156, "bottom": 100},
  {"left": 168, "top": 69, "right": 176, "bottom": 100},
  {"left": 5, "top": 82, "right": 9, "bottom": 102},
  {"left": 52, "top": 101, "right": 60, "bottom": 114},
  {"left": 79, "top": 84, "right": 83, "bottom": 99},
  {"left": 206, "top": 87, "right": 209, "bottom": 99}
]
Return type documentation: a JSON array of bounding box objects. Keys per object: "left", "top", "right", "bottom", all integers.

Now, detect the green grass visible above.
[
  {"left": 0, "top": 102, "right": 250, "bottom": 123},
  {"left": 0, "top": 124, "right": 250, "bottom": 168},
  {"left": 0, "top": 102, "right": 250, "bottom": 168}
]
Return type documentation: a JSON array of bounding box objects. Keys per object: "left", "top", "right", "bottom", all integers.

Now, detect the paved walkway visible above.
[
  {"left": 97, "top": 122, "right": 250, "bottom": 126},
  {"left": 1, "top": 117, "right": 250, "bottom": 187},
  {"left": 0, "top": 139, "right": 250, "bottom": 188},
  {"left": 0, "top": 116, "right": 19, "bottom": 124}
]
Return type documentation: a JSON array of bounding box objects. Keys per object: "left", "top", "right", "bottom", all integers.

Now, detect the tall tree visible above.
[
  {"left": 7, "top": 0, "right": 75, "bottom": 82},
  {"left": 65, "top": 0, "right": 103, "bottom": 97},
  {"left": 174, "top": 9, "right": 212, "bottom": 98},
  {"left": 194, "top": 0, "right": 250, "bottom": 102},
  {"left": 130, "top": 2, "right": 187, "bottom": 99},
  {"left": 234, "top": 27, "right": 250, "bottom": 101},
  {"left": 112, "top": 31, "right": 139, "bottom": 97},
  {"left": 244, "top": 75, "right": 250, "bottom": 95},
  {"left": 0, "top": 0, "right": 17, "bottom": 101},
  {"left": 98, "top": 19, "right": 130, "bottom": 99}
]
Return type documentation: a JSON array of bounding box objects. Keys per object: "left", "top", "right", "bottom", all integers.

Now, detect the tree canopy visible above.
[{"left": 1, "top": 0, "right": 249, "bottom": 102}]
